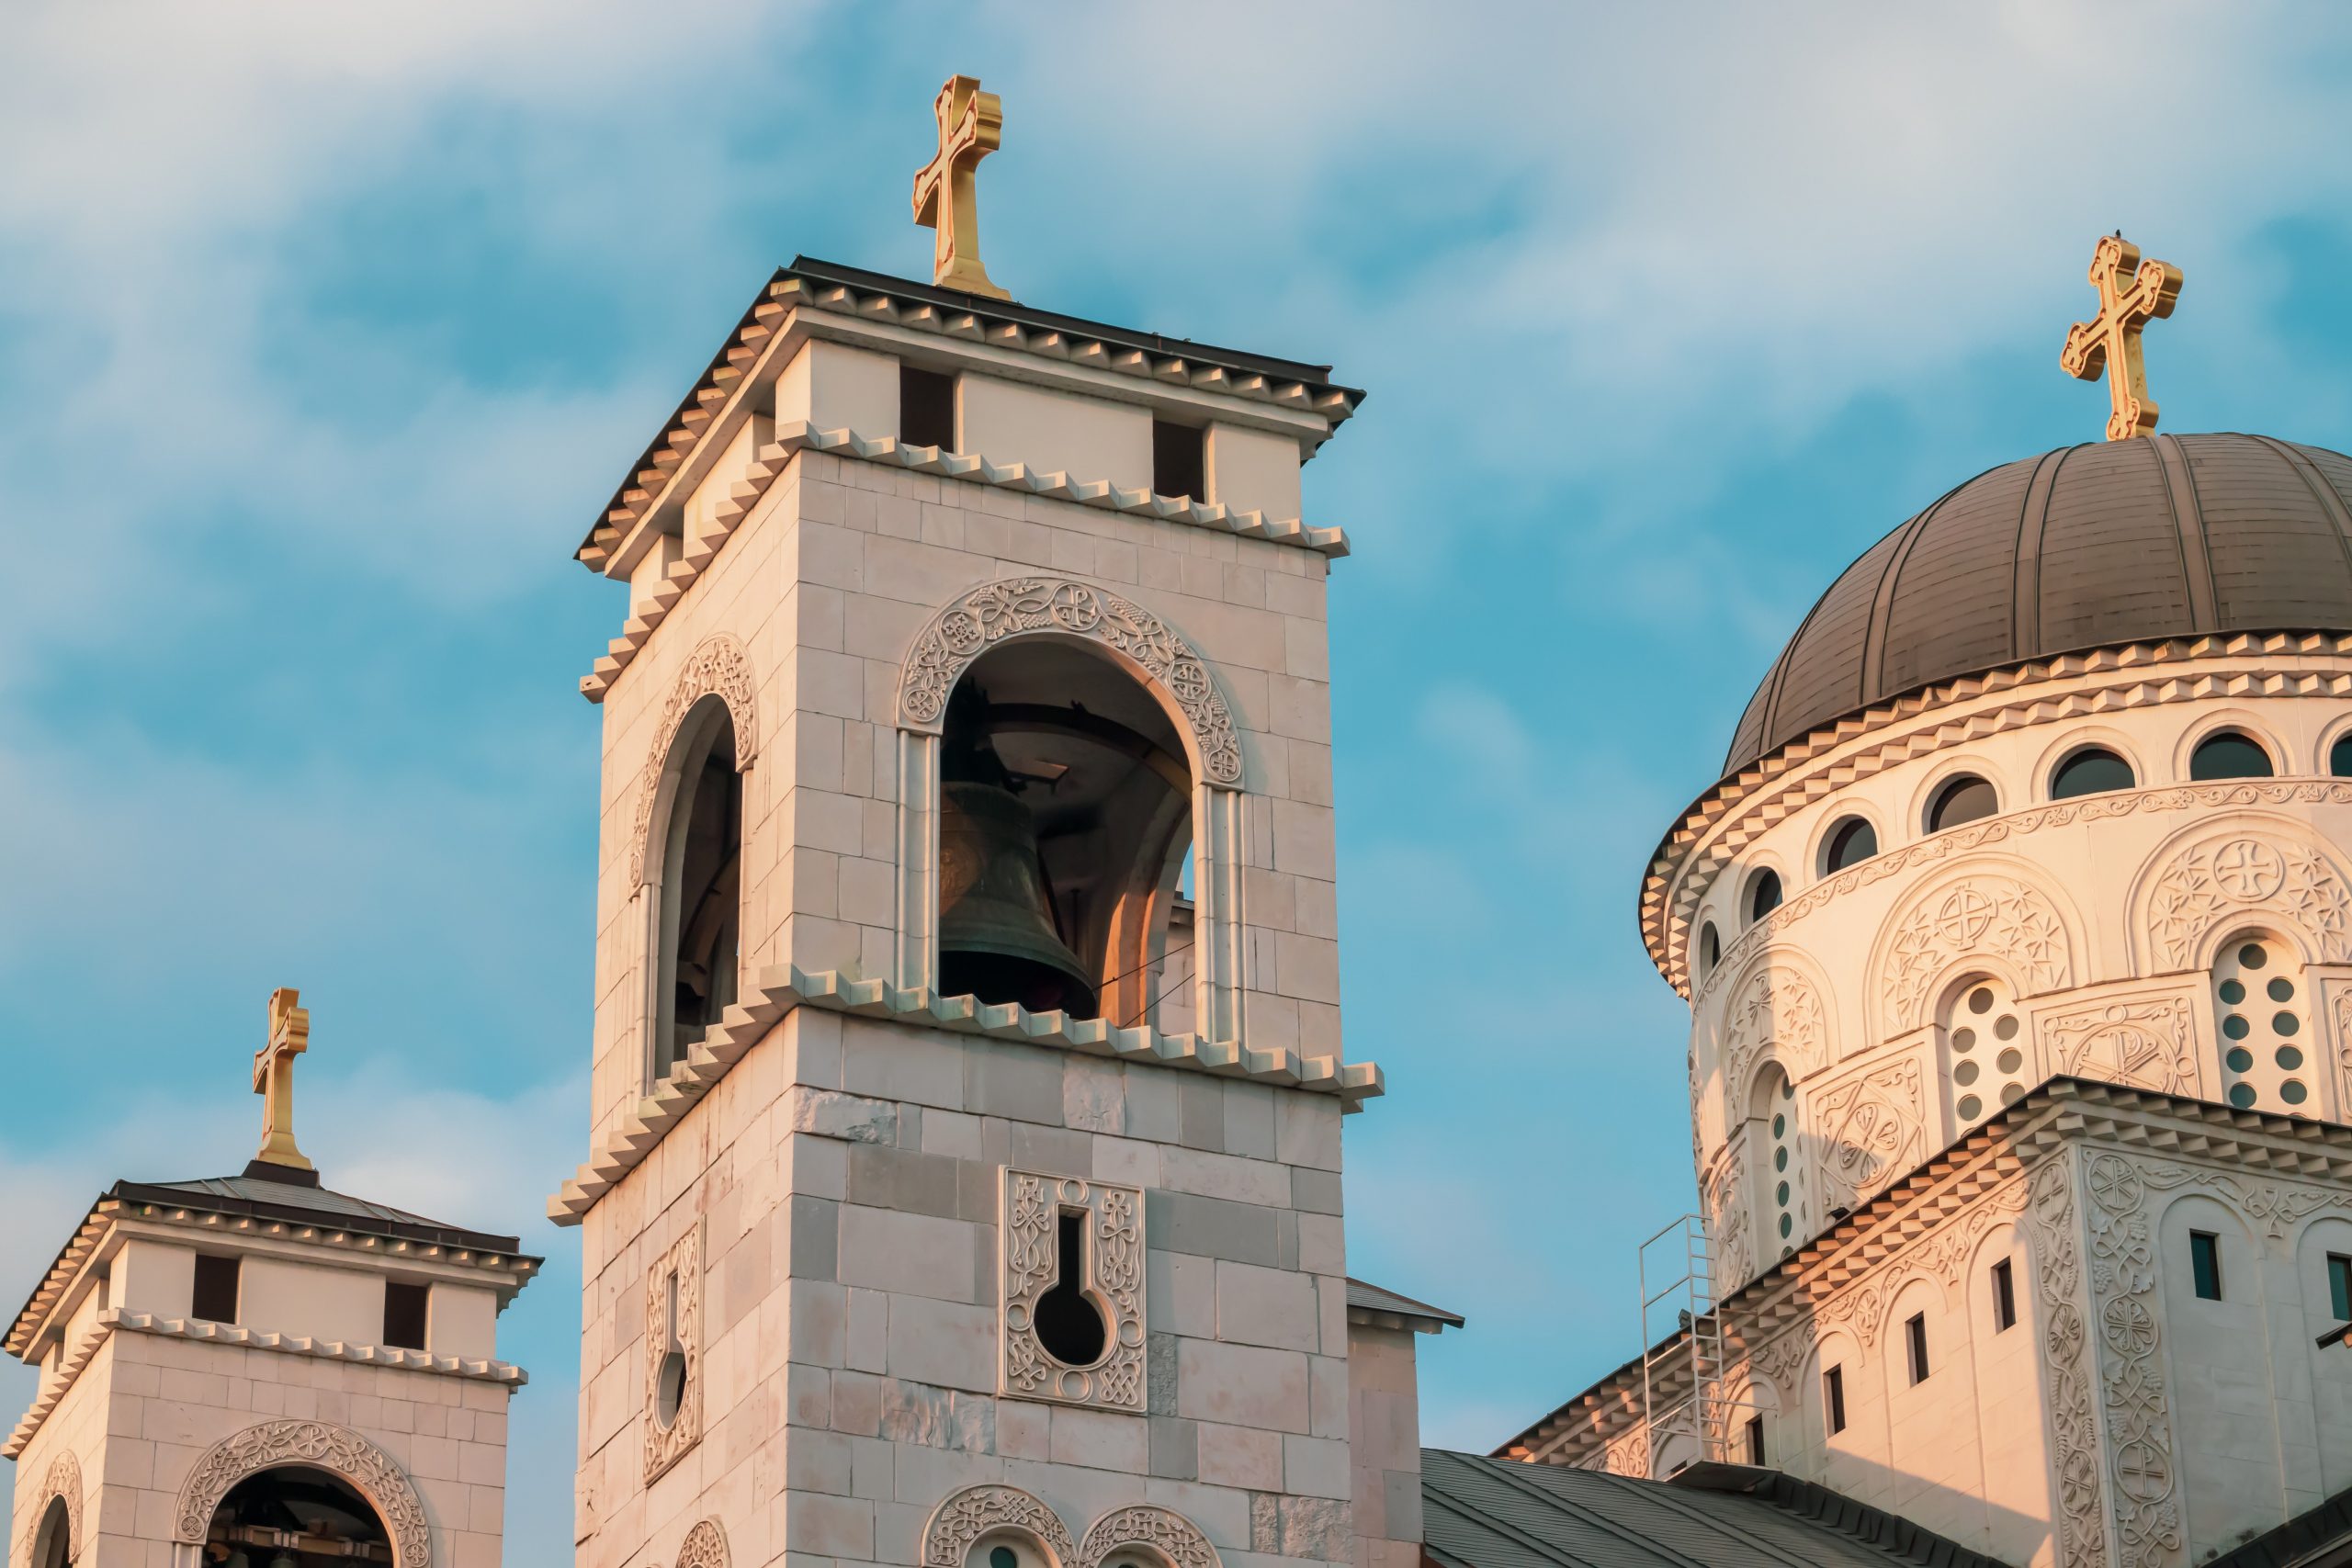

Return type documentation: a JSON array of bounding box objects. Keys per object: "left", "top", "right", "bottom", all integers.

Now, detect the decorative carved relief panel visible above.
[
  {"left": 2026, "top": 1156, "right": 2106, "bottom": 1568},
  {"left": 644, "top": 1224, "right": 703, "bottom": 1483},
  {"left": 1720, "top": 961, "right": 1829, "bottom": 1113},
  {"left": 676, "top": 1518, "right": 728, "bottom": 1568},
  {"left": 897, "top": 578, "right": 1242, "bottom": 787},
  {"left": 175, "top": 1421, "right": 431, "bottom": 1568},
  {"left": 18, "top": 1451, "right": 81, "bottom": 1568},
  {"left": 922, "top": 1485, "right": 1080, "bottom": 1568},
  {"left": 2041, "top": 998, "right": 2199, "bottom": 1097},
  {"left": 1077, "top": 1506, "right": 1220, "bottom": 1568},
  {"left": 1811, "top": 1055, "right": 1926, "bottom": 1215},
  {"left": 2143, "top": 829, "right": 2352, "bottom": 970},
  {"left": 1881, "top": 875, "right": 2072, "bottom": 1035},
  {"left": 1000, "top": 1169, "right": 1146, "bottom": 1411},
  {"left": 2083, "top": 1154, "right": 2182, "bottom": 1568}
]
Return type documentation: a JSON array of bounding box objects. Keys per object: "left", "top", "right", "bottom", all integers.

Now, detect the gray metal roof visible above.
[
  {"left": 1346, "top": 1278, "right": 1464, "bottom": 1331},
  {"left": 1421, "top": 1450, "right": 2010, "bottom": 1568},
  {"left": 116, "top": 1173, "right": 526, "bottom": 1254},
  {"left": 1725, "top": 433, "right": 2352, "bottom": 774}
]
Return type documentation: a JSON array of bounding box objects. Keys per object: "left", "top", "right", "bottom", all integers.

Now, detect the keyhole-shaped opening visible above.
[
  {"left": 656, "top": 1270, "right": 688, "bottom": 1427},
  {"left": 1034, "top": 1210, "right": 1108, "bottom": 1366}
]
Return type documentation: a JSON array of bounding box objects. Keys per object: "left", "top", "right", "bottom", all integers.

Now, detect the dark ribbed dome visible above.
[{"left": 1725, "top": 434, "right": 2352, "bottom": 773}]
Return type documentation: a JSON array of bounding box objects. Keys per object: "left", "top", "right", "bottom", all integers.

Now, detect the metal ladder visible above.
[{"left": 1635, "top": 1214, "right": 1757, "bottom": 1476}]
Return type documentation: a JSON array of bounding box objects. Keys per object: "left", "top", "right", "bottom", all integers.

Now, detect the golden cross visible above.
[
  {"left": 911, "top": 74, "right": 1011, "bottom": 301},
  {"left": 252, "top": 987, "right": 314, "bottom": 1172},
  {"left": 2060, "top": 233, "right": 2184, "bottom": 441}
]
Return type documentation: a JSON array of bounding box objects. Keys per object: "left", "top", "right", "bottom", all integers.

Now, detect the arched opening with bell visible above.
[
  {"left": 934, "top": 637, "right": 1195, "bottom": 1031},
  {"left": 198, "top": 1467, "right": 393, "bottom": 1568}
]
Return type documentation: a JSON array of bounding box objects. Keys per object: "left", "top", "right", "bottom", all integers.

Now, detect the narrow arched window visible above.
[
  {"left": 1697, "top": 921, "right": 1721, "bottom": 978},
  {"left": 1939, "top": 975, "right": 2027, "bottom": 1129},
  {"left": 1823, "top": 817, "right": 1877, "bottom": 873},
  {"left": 2332, "top": 732, "right": 2352, "bottom": 778},
  {"left": 2212, "top": 933, "right": 2310, "bottom": 1112},
  {"left": 653, "top": 702, "right": 742, "bottom": 1083},
  {"left": 1747, "top": 870, "right": 1782, "bottom": 924},
  {"left": 2051, "top": 746, "right": 2135, "bottom": 799},
  {"left": 1751, "top": 1065, "right": 1802, "bottom": 1260},
  {"left": 2191, "top": 730, "right": 2274, "bottom": 781},
  {"left": 1928, "top": 774, "right": 1997, "bottom": 832}
]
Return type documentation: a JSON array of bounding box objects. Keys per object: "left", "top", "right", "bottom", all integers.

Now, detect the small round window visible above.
[
  {"left": 1747, "top": 870, "right": 1782, "bottom": 924},
  {"left": 2190, "top": 730, "right": 2273, "bottom": 782},
  {"left": 1928, "top": 774, "right": 1997, "bottom": 832},
  {"left": 2050, "top": 746, "right": 2135, "bottom": 799},
  {"left": 1823, "top": 817, "right": 1878, "bottom": 874}
]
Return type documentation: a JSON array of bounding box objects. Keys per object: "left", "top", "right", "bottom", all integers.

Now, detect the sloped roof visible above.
[
  {"left": 120, "top": 1173, "right": 522, "bottom": 1252},
  {"left": 1347, "top": 1278, "right": 1464, "bottom": 1332},
  {"left": 1421, "top": 1450, "right": 2010, "bottom": 1568}
]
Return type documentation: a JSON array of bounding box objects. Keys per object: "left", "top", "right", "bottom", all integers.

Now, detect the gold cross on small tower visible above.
[
  {"left": 252, "top": 987, "right": 314, "bottom": 1173},
  {"left": 911, "top": 74, "right": 1012, "bottom": 301},
  {"left": 2060, "top": 232, "right": 2184, "bottom": 441}
]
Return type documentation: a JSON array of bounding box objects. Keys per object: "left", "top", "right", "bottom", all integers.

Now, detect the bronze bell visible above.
[{"left": 937, "top": 778, "right": 1099, "bottom": 1018}]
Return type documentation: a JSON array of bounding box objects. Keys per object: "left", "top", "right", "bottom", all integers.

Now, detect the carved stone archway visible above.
[
  {"left": 896, "top": 577, "right": 1241, "bottom": 789},
  {"left": 1076, "top": 1506, "right": 1218, "bottom": 1568},
  {"left": 173, "top": 1420, "right": 431, "bottom": 1568},
  {"left": 922, "top": 1485, "right": 1077, "bottom": 1568},
  {"left": 628, "top": 635, "right": 761, "bottom": 887},
  {"left": 19, "top": 1450, "right": 81, "bottom": 1568},
  {"left": 676, "top": 1518, "right": 728, "bottom": 1568}
]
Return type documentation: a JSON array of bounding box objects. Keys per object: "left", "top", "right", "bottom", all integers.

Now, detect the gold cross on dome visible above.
[
  {"left": 911, "top": 74, "right": 1012, "bottom": 301},
  {"left": 2060, "top": 233, "right": 2184, "bottom": 441},
  {"left": 252, "top": 987, "right": 314, "bottom": 1172}
]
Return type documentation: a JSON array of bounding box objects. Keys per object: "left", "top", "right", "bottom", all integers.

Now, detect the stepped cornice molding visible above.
[
  {"left": 582, "top": 423, "right": 1346, "bottom": 703},
  {"left": 578, "top": 265, "right": 1354, "bottom": 579},
  {"left": 546, "top": 964, "right": 1384, "bottom": 1224},
  {"left": 2, "top": 1308, "right": 523, "bottom": 1459},
  {"left": 1499, "top": 1076, "right": 2352, "bottom": 1467},
  {"left": 1645, "top": 633, "right": 2352, "bottom": 996}
]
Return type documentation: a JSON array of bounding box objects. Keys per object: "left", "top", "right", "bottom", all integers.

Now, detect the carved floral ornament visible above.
[
  {"left": 628, "top": 636, "right": 760, "bottom": 886},
  {"left": 1877, "top": 872, "right": 2073, "bottom": 1036},
  {"left": 922, "top": 1486, "right": 1218, "bottom": 1568},
  {"left": 897, "top": 578, "right": 1243, "bottom": 789},
  {"left": 2139, "top": 826, "right": 2352, "bottom": 970},
  {"left": 675, "top": 1518, "right": 728, "bottom": 1568},
  {"left": 1001, "top": 1170, "right": 1145, "bottom": 1411},
  {"left": 174, "top": 1421, "right": 432, "bottom": 1568},
  {"left": 17, "top": 1450, "right": 81, "bottom": 1568},
  {"left": 1718, "top": 961, "right": 1828, "bottom": 1115}
]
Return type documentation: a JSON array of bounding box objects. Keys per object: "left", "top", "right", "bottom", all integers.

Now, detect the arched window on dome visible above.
[
  {"left": 2330, "top": 731, "right": 2352, "bottom": 778},
  {"left": 1939, "top": 975, "right": 2029, "bottom": 1132},
  {"left": 1696, "top": 920, "right": 1720, "bottom": 979},
  {"left": 1927, "top": 774, "right": 1997, "bottom": 833},
  {"left": 2212, "top": 933, "right": 2311, "bottom": 1113},
  {"left": 1822, "top": 817, "right": 1877, "bottom": 874},
  {"left": 1748, "top": 1064, "right": 1804, "bottom": 1262},
  {"left": 2191, "top": 730, "right": 2274, "bottom": 782},
  {"left": 2051, "top": 746, "right": 2135, "bottom": 799},
  {"left": 1746, "top": 870, "right": 1782, "bottom": 925}
]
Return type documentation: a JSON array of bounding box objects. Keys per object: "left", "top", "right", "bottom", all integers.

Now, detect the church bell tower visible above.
[{"left": 549, "top": 77, "right": 1384, "bottom": 1568}]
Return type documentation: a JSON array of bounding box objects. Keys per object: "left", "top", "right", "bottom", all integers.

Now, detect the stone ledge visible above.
[
  {"left": 582, "top": 421, "right": 1348, "bottom": 703},
  {"left": 1, "top": 1309, "right": 525, "bottom": 1459},
  {"left": 545, "top": 964, "right": 1383, "bottom": 1225}
]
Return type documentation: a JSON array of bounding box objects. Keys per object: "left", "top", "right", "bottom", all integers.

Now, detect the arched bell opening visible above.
[
  {"left": 936, "top": 640, "right": 1194, "bottom": 1028},
  {"left": 31, "top": 1495, "right": 73, "bottom": 1568},
  {"left": 200, "top": 1467, "right": 391, "bottom": 1568},
  {"left": 650, "top": 696, "right": 743, "bottom": 1084}
]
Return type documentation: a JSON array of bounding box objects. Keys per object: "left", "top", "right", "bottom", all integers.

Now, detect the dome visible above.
[{"left": 1725, "top": 433, "right": 2352, "bottom": 774}]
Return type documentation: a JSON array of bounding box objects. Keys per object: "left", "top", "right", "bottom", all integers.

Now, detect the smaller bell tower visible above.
[
  {"left": 4, "top": 991, "right": 540, "bottom": 1568},
  {"left": 555, "top": 73, "right": 1384, "bottom": 1568}
]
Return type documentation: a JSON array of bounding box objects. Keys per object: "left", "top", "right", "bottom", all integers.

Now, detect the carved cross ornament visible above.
[
  {"left": 252, "top": 987, "right": 314, "bottom": 1172},
  {"left": 2060, "top": 233, "right": 2183, "bottom": 441},
  {"left": 913, "top": 74, "right": 1011, "bottom": 300}
]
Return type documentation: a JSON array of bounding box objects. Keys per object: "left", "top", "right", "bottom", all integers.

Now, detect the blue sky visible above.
[{"left": 5, "top": 3, "right": 2352, "bottom": 1559}]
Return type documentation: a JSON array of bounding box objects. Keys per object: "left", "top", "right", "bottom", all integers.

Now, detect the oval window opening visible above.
[{"left": 2051, "top": 747, "right": 2135, "bottom": 799}]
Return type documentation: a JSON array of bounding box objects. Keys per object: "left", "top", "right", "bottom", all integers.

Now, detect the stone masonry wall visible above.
[{"left": 574, "top": 1007, "right": 1353, "bottom": 1568}]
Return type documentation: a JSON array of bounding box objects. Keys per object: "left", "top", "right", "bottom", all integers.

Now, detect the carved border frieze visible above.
[
  {"left": 643, "top": 1224, "right": 703, "bottom": 1484},
  {"left": 2083, "top": 1153, "right": 2182, "bottom": 1568},
  {"left": 2027, "top": 1156, "right": 2106, "bottom": 1568},
  {"left": 922, "top": 1485, "right": 1080, "bottom": 1568},
  {"left": 628, "top": 635, "right": 760, "bottom": 886},
  {"left": 897, "top": 578, "right": 1242, "bottom": 788},
  {"left": 1000, "top": 1169, "right": 1146, "bottom": 1411},
  {"left": 174, "top": 1421, "right": 430, "bottom": 1568}
]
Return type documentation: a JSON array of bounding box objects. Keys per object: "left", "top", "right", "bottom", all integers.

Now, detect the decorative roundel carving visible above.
[
  {"left": 922, "top": 1485, "right": 1078, "bottom": 1568},
  {"left": 676, "top": 1517, "right": 728, "bottom": 1568},
  {"left": 1077, "top": 1506, "right": 1219, "bottom": 1568},
  {"left": 628, "top": 636, "right": 760, "bottom": 886},
  {"left": 174, "top": 1421, "right": 430, "bottom": 1568},
  {"left": 897, "top": 577, "right": 1243, "bottom": 789}
]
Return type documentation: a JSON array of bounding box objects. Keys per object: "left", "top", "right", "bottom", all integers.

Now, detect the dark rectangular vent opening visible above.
[
  {"left": 1153, "top": 419, "right": 1204, "bottom": 502},
  {"left": 900, "top": 366, "right": 956, "bottom": 451},
  {"left": 384, "top": 1281, "right": 430, "bottom": 1351},
  {"left": 191, "top": 1255, "right": 241, "bottom": 1325}
]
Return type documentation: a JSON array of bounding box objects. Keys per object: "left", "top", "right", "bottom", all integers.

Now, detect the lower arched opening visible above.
[{"left": 201, "top": 1466, "right": 392, "bottom": 1568}]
